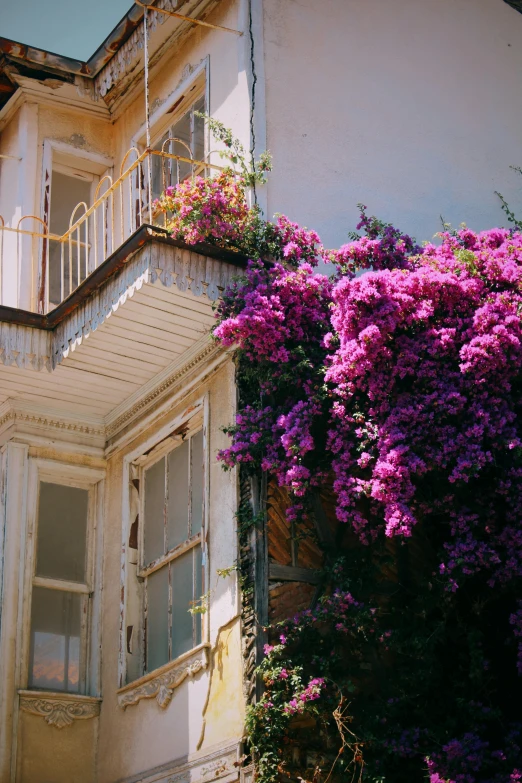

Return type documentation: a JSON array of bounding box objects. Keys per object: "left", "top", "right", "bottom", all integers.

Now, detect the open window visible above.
[
  {"left": 48, "top": 164, "right": 96, "bottom": 307},
  {"left": 41, "top": 141, "right": 112, "bottom": 308}
]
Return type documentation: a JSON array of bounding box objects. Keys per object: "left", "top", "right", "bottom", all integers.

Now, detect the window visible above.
[
  {"left": 48, "top": 164, "right": 98, "bottom": 307},
  {"left": 28, "top": 481, "right": 93, "bottom": 693},
  {"left": 138, "top": 426, "right": 205, "bottom": 674},
  {"left": 151, "top": 94, "right": 206, "bottom": 202}
]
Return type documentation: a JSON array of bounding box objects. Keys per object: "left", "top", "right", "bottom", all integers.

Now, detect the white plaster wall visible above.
[
  {"left": 111, "top": 0, "right": 251, "bottom": 181},
  {"left": 262, "top": 0, "right": 522, "bottom": 248},
  {"left": 0, "top": 103, "right": 40, "bottom": 309},
  {"left": 97, "top": 362, "right": 241, "bottom": 783}
]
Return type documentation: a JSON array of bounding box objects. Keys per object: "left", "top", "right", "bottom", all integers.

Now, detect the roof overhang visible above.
[{"left": 0, "top": 0, "right": 224, "bottom": 113}]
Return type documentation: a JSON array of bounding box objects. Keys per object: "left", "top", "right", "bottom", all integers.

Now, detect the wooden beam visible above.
[
  {"left": 311, "top": 490, "right": 335, "bottom": 547},
  {"left": 269, "top": 563, "right": 321, "bottom": 585}
]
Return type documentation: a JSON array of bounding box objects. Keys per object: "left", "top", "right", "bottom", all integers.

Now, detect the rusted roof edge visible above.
[
  {"left": 0, "top": 225, "right": 248, "bottom": 332},
  {"left": 0, "top": 4, "right": 143, "bottom": 78},
  {"left": 0, "top": 37, "right": 90, "bottom": 77}
]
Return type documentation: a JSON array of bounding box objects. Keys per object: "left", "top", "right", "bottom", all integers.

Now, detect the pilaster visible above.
[{"left": 0, "top": 442, "right": 29, "bottom": 781}]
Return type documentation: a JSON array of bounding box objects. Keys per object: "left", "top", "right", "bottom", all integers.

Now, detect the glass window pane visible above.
[
  {"left": 36, "top": 482, "right": 89, "bottom": 583},
  {"left": 193, "top": 97, "right": 205, "bottom": 163},
  {"left": 190, "top": 430, "right": 204, "bottom": 536},
  {"left": 171, "top": 550, "right": 194, "bottom": 660},
  {"left": 152, "top": 130, "right": 169, "bottom": 201},
  {"left": 172, "top": 109, "right": 192, "bottom": 182},
  {"left": 144, "top": 457, "right": 165, "bottom": 565},
  {"left": 29, "top": 587, "right": 81, "bottom": 693},
  {"left": 167, "top": 440, "right": 189, "bottom": 550},
  {"left": 194, "top": 545, "right": 203, "bottom": 647},
  {"left": 146, "top": 566, "right": 169, "bottom": 673}
]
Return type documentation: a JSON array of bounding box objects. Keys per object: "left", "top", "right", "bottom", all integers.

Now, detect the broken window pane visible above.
[
  {"left": 167, "top": 439, "right": 189, "bottom": 550},
  {"left": 171, "top": 549, "right": 194, "bottom": 660},
  {"left": 36, "top": 482, "right": 89, "bottom": 583},
  {"left": 29, "top": 587, "right": 81, "bottom": 692},
  {"left": 146, "top": 566, "right": 169, "bottom": 673},
  {"left": 144, "top": 457, "right": 165, "bottom": 565},
  {"left": 190, "top": 430, "right": 204, "bottom": 536}
]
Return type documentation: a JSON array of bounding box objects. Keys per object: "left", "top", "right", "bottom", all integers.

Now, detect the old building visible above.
[{"left": 0, "top": 1, "right": 521, "bottom": 782}]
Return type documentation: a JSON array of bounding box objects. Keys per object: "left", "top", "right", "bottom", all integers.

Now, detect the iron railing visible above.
[{"left": 0, "top": 145, "right": 223, "bottom": 314}]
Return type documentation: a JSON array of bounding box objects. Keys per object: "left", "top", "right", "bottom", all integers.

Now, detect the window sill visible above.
[
  {"left": 18, "top": 689, "right": 101, "bottom": 729},
  {"left": 117, "top": 642, "right": 211, "bottom": 710}
]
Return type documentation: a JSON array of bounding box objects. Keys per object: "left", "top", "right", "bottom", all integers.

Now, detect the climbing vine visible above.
[{"left": 159, "top": 133, "right": 522, "bottom": 782}]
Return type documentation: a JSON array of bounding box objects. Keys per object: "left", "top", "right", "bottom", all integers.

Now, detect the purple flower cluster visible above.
[
  {"left": 212, "top": 205, "right": 522, "bottom": 780},
  {"left": 215, "top": 259, "right": 331, "bottom": 496},
  {"left": 283, "top": 678, "right": 325, "bottom": 715},
  {"left": 326, "top": 227, "right": 522, "bottom": 591},
  {"left": 426, "top": 726, "right": 522, "bottom": 783}
]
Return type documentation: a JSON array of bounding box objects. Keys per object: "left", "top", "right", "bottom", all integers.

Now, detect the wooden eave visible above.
[
  {"left": 0, "top": 225, "right": 247, "bottom": 331},
  {"left": 0, "top": 228, "right": 247, "bottom": 432}
]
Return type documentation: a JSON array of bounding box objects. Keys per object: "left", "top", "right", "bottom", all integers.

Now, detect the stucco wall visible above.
[{"left": 262, "top": 0, "right": 522, "bottom": 248}]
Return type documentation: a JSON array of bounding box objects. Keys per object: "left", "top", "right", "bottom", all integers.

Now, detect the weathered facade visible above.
[{"left": 0, "top": 1, "right": 522, "bottom": 781}]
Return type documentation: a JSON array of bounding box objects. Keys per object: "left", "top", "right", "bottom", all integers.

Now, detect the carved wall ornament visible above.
[
  {"left": 18, "top": 690, "right": 101, "bottom": 729},
  {"left": 117, "top": 643, "right": 210, "bottom": 710}
]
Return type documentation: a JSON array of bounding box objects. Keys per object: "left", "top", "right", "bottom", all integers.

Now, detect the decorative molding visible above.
[
  {"left": 117, "top": 643, "right": 210, "bottom": 710},
  {"left": 105, "top": 336, "right": 220, "bottom": 439},
  {"left": 0, "top": 322, "right": 52, "bottom": 371},
  {"left": 0, "top": 80, "right": 110, "bottom": 132},
  {"left": 18, "top": 690, "right": 101, "bottom": 729},
  {"left": 168, "top": 749, "right": 238, "bottom": 783},
  {"left": 0, "top": 400, "right": 105, "bottom": 442},
  {"left": 118, "top": 741, "right": 241, "bottom": 783},
  {"left": 174, "top": 61, "right": 202, "bottom": 92},
  {"left": 94, "top": 1, "right": 217, "bottom": 114},
  {"left": 150, "top": 96, "right": 166, "bottom": 113}
]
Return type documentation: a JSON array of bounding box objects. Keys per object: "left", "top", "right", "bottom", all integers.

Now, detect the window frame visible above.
[
  {"left": 40, "top": 139, "right": 113, "bottom": 309},
  {"left": 22, "top": 459, "right": 105, "bottom": 697},
  {"left": 132, "top": 56, "right": 209, "bottom": 152},
  {"left": 120, "top": 398, "right": 209, "bottom": 687}
]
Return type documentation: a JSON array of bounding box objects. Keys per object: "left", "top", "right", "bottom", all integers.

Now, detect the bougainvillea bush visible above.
[{"left": 161, "top": 164, "right": 522, "bottom": 782}]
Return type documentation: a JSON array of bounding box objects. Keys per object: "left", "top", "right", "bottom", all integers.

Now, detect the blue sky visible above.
[{"left": 0, "top": 0, "right": 133, "bottom": 61}]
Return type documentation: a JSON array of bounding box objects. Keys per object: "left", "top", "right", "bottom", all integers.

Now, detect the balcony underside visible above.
[{"left": 0, "top": 229, "right": 245, "bottom": 443}]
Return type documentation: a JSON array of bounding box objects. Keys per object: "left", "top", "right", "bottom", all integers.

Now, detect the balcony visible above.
[
  {"left": 0, "top": 149, "right": 246, "bottom": 442},
  {"left": 0, "top": 146, "right": 226, "bottom": 314}
]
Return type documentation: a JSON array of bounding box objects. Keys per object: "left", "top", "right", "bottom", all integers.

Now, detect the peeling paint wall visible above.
[{"left": 198, "top": 618, "right": 245, "bottom": 752}]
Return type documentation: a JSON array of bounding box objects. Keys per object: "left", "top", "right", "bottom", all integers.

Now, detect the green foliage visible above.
[
  {"left": 195, "top": 112, "right": 272, "bottom": 188},
  {"left": 495, "top": 165, "right": 522, "bottom": 230}
]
